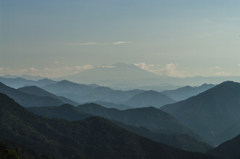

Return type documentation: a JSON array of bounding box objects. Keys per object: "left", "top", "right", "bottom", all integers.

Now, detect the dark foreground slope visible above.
[
  {"left": 206, "top": 134, "right": 240, "bottom": 159},
  {"left": 28, "top": 104, "right": 212, "bottom": 152},
  {"left": 161, "top": 81, "right": 240, "bottom": 145},
  {"left": 78, "top": 103, "right": 206, "bottom": 142},
  {"left": 0, "top": 138, "right": 54, "bottom": 159},
  {"left": 0, "top": 93, "right": 215, "bottom": 159},
  {"left": 0, "top": 141, "right": 20, "bottom": 159}
]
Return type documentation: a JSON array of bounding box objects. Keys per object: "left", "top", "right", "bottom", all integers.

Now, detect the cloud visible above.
[
  {"left": 67, "top": 42, "right": 100, "bottom": 46},
  {"left": 225, "top": 18, "right": 240, "bottom": 21},
  {"left": 100, "top": 65, "right": 116, "bottom": 68},
  {"left": 0, "top": 65, "right": 94, "bottom": 78},
  {"left": 134, "top": 63, "right": 185, "bottom": 78},
  {"left": 67, "top": 41, "right": 131, "bottom": 46},
  {"left": 214, "top": 66, "right": 221, "bottom": 69},
  {"left": 215, "top": 72, "right": 232, "bottom": 76},
  {"left": 113, "top": 41, "right": 131, "bottom": 45},
  {"left": 54, "top": 61, "right": 59, "bottom": 64}
]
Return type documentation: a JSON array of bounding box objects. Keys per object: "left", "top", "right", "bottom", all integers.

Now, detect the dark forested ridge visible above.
[
  {"left": 112, "top": 121, "right": 212, "bottom": 153},
  {"left": 0, "top": 93, "right": 216, "bottom": 159},
  {"left": 206, "top": 133, "right": 240, "bottom": 159},
  {"left": 125, "top": 90, "right": 176, "bottom": 108},
  {"left": 28, "top": 103, "right": 212, "bottom": 152},
  {"left": 77, "top": 103, "right": 207, "bottom": 142},
  {"left": 0, "top": 138, "right": 54, "bottom": 159},
  {"left": 27, "top": 104, "right": 92, "bottom": 121},
  {"left": 0, "top": 141, "right": 20, "bottom": 159},
  {"left": 161, "top": 81, "right": 240, "bottom": 145}
]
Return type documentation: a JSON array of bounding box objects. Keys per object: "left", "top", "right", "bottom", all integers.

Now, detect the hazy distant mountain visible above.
[
  {"left": 0, "top": 93, "right": 215, "bottom": 159},
  {"left": 43, "top": 80, "right": 143, "bottom": 103},
  {"left": 162, "top": 83, "right": 215, "bottom": 101},
  {"left": 206, "top": 133, "right": 240, "bottom": 159},
  {"left": 18, "top": 85, "right": 79, "bottom": 106},
  {"left": 61, "top": 63, "right": 160, "bottom": 84},
  {"left": 125, "top": 90, "right": 176, "bottom": 108},
  {"left": 43, "top": 80, "right": 98, "bottom": 95},
  {"left": 0, "top": 82, "right": 64, "bottom": 107},
  {"left": 78, "top": 103, "right": 206, "bottom": 142},
  {"left": 161, "top": 81, "right": 240, "bottom": 145},
  {"left": 2, "top": 74, "right": 46, "bottom": 81},
  {"left": 0, "top": 77, "right": 35, "bottom": 88},
  {"left": 0, "top": 76, "right": 57, "bottom": 88}
]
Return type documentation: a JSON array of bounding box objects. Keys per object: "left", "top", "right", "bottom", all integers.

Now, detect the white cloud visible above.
[
  {"left": 225, "top": 18, "right": 240, "bottom": 21},
  {"left": 0, "top": 65, "right": 94, "bottom": 78},
  {"left": 214, "top": 66, "right": 221, "bottom": 69},
  {"left": 54, "top": 61, "right": 59, "bottom": 64},
  {"left": 113, "top": 41, "right": 131, "bottom": 45},
  {"left": 134, "top": 63, "right": 185, "bottom": 78},
  {"left": 100, "top": 65, "right": 116, "bottom": 68},
  {"left": 215, "top": 72, "right": 232, "bottom": 76},
  {"left": 67, "top": 41, "right": 131, "bottom": 46},
  {"left": 67, "top": 42, "right": 100, "bottom": 46}
]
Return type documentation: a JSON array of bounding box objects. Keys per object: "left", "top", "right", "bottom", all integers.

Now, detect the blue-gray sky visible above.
[{"left": 1, "top": 0, "right": 240, "bottom": 78}]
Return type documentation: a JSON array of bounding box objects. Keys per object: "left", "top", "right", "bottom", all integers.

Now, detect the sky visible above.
[{"left": 1, "top": 0, "right": 240, "bottom": 78}]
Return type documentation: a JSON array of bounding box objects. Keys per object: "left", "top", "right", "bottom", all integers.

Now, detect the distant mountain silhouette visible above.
[
  {"left": 0, "top": 93, "right": 215, "bottom": 159},
  {"left": 0, "top": 76, "right": 57, "bottom": 88},
  {"left": 78, "top": 103, "right": 206, "bottom": 142},
  {"left": 61, "top": 63, "right": 160, "bottom": 83},
  {"left": 18, "top": 85, "right": 79, "bottom": 106},
  {"left": 0, "top": 82, "right": 64, "bottom": 107},
  {"left": 125, "top": 90, "right": 176, "bottom": 108},
  {"left": 43, "top": 80, "right": 143, "bottom": 103},
  {"left": 162, "top": 83, "right": 215, "bottom": 101},
  {"left": 206, "top": 133, "right": 240, "bottom": 159},
  {"left": 43, "top": 80, "right": 98, "bottom": 95},
  {"left": 161, "top": 81, "right": 240, "bottom": 145}
]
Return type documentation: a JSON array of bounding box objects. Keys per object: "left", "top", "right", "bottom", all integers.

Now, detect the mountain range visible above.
[
  {"left": 28, "top": 104, "right": 212, "bottom": 153},
  {"left": 43, "top": 80, "right": 143, "bottom": 103},
  {"left": 60, "top": 63, "right": 160, "bottom": 84},
  {"left": 18, "top": 85, "right": 79, "bottom": 106},
  {"left": 206, "top": 133, "right": 240, "bottom": 159},
  {"left": 0, "top": 82, "right": 65, "bottom": 107},
  {"left": 77, "top": 103, "right": 206, "bottom": 142},
  {"left": 161, "top": 83, "right": 215, "bottom": 101},
  {"left": 0, "top": 93, "right": 215, "bottom": 159},
  {"left": 0, "top": 76, "right": 57, "bottom": 89},
  {"left": 125, "top": 90, "right": 176, "bottom": 108},
  {"left": 161, "top": 81, "right": 240, "bottom": 146}
]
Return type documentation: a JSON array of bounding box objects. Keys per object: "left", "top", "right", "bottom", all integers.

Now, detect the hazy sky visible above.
[{"left": 1, "top": 0, "right": 240, "bottom": 78}]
